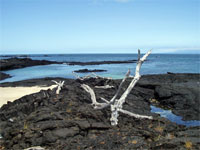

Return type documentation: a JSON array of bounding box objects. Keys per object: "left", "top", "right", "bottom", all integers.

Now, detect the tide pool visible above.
[{"left": 151, "top": 105, "right": 200, "bottom": 127}]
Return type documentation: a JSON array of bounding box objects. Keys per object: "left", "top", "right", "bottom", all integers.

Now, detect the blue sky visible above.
[{"left": 0, "top": 0, "right": 199, "bottom": 54}]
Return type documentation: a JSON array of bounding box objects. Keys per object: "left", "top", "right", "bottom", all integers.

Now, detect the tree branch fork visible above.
[{"left": 80, "top": 50, "right": 153, "bottom": 125}]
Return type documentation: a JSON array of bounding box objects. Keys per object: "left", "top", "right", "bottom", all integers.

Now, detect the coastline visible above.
[
  {"left": 0, "top": 73, "right": 199, "bottom": 149},
  {"left": 0, "top": 56, "right": 199, "bottom": 149},
  {"left": 0, "top": 73, "right": 200, "bottom": 149},
  {"left": 0, "top": 57, "right": 139, "bottom": 72},
  {"left": 1, "top": 73, "right": 199, "bottom": 121}
]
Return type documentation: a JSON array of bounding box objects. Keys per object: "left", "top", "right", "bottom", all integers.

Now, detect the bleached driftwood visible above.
[
  {"left": 81, "top": 84, "right": 109, "bottom": 109},
  {"left": 91, "top": 73, "right": 112, "bottom": 80},
  {"left": 81, "top": 50, "right": 153, "bottom": 125},
  {"left": 72, "top": 71, "right": 112, "bottom": 80},
  {"left": 82, "top": 68, "right": 130, "bottom": 110},
  {"left": 24, "top": 146, "right": 45, "bottom": 150},
  {"left": 110, "top": 50, "right": 152, "bottom": 125},
  {"left": 95, "top": 85, "right": 114, "bottom": 89},
  {"left": 52, "top": 80, "right": 65, "bottom": 94},
  {"left": 72, "top": 71, "right": 94, "bottom": 80},
  {"left": 72, "top": 71, "right": 81, "bottom": 79}
]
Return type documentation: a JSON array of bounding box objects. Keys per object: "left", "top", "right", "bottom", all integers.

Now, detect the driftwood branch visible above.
[
  {"left": 118, "top": 109, "right": 152, "bottom": 119},
  {"left": 100, "top": 97, "right": 110, "bottom": 103},
  {"left": 24, "top": 146, "right": 45, "bottom": 150},
  {"left": 81, "top": 84, "right": 108, "bottom": 109},
  {"left": 95, "top": 85, "right": 114, "bottom": 89},
  {"left": 52, "top": 80, "right": 65, "bottom": 94},
  {"left": 81, "top": 50, "right": 152, "bottom": 125},
  {"left": 92, "top": 73, "right": 112, "bottom": 80},
  {"left": 82, "top": 69, "right": 131, "bottom": 110},
  {"left": 72, "top": 72, "right": 93, "bottom": 80},
  {"left": 110, "top": 49, "right": 152, "bottom": 125},
  {"left": 72, "top": 71, "right": 112, "bottom": 80},
  {"left": 72, "top": 71, "right": 81, "bottom": 79}
]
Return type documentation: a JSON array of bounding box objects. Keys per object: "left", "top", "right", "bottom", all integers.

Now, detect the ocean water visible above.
[
  {"left": 0, "top": 54, "right": 199, "bottom": 83},
  {"left": 0, "top": 53, "right": 200, "bottom": 126}
]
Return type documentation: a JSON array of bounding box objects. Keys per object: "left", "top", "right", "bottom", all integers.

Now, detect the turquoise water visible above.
[{"left": 0, "top": 54, "right": 199, "bottom": 83}]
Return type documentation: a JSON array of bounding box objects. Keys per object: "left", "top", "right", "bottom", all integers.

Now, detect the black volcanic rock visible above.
[
  {"left": 0, "top": 77, "right": 70, "bottom": 87},
  {"left": 137, "top": 73, "right": 200, "bottom": 121},
  {"left": 0, "top": 74, "right": 199, "bottom": 149},
  {"left": 0, "top": 58, "right": 62, "bottom": 71},
  {"left": 0, "top": 72, "right": 11, "bottom": 81},
  {"left": 0, "top": 58, "right": 143, "bottom": 72},
  {"left": 74, "top": 69, "right": 107, "bottom": 73}
]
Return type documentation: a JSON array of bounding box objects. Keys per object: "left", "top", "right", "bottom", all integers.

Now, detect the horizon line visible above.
[{"left": 0, "top": 52, "right": 200, "bottom": 55}]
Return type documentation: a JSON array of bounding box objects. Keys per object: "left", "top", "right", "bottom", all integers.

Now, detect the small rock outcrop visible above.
[
  {"left": 74, "top": 69, "right": 107, "bottom": 73},
  {"left": 0, "top": 72, "right": 11, "bottom": 81}
]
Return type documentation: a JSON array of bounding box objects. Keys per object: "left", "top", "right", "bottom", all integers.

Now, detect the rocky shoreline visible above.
[
  {"left": 0, "top": 58, "right": 138, "bottom": 72},
  {"left": 0, "top": 58, "right": 62, "bottom": 71},
  {"left": 0, "top": 73, "right": 199, "bottom": 149},
  {"left": 0, "top": 72, "right": 11, "bottom": 81},
  {"left": 0, "top": 57, "right": 139, "bottom": 81}
]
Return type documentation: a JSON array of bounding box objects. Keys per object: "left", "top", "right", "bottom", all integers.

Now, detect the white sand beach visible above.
[{"left": 0, "top": 85, "right": 57, "bottom": 107}]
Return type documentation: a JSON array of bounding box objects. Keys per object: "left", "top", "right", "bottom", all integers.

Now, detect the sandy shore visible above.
[{"left": 0, "top": 85, "right": 57, "bottom": 107}]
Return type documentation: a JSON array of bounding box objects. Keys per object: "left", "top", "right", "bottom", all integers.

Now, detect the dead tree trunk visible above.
[{"left": 81, "top": 50, "right": 152, "bottom": 125}]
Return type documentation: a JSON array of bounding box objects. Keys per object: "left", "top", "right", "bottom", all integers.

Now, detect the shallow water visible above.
[
  {"left": 1, "top": 54, "right": 199, "bottom": 83},
  {"left": 151, "top": 105, "right": 200, "bottom": 127}
]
